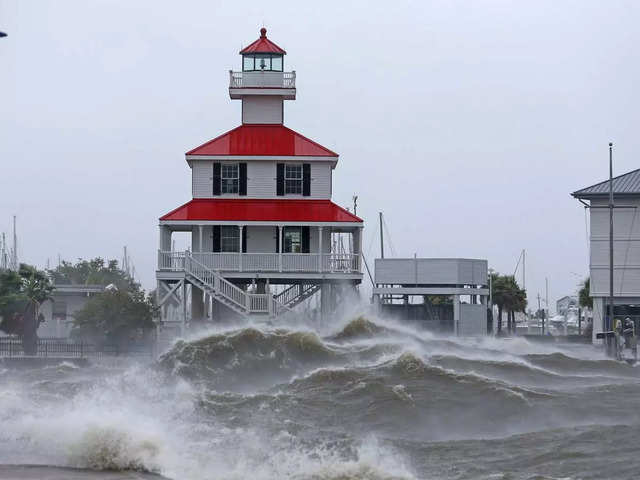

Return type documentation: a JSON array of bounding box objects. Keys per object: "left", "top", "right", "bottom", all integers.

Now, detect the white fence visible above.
[
  {"left": 159, "top": 251, "right": 360, "bottom": 274},
  {"left": 229, "top": 71, "right": 296, "bottom": 89}
]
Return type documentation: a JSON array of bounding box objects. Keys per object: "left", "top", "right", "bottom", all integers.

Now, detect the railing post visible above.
[{"left": 278, "top": 226, "right": 283, "bottom": 272}]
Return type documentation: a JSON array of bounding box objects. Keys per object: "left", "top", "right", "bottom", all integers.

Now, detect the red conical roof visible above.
[
  {"left": 240, "top": 27, "right": 286, "bottom": 55},
  {"left": 186, "top": 125, "right": 337, "bottom": 157}
]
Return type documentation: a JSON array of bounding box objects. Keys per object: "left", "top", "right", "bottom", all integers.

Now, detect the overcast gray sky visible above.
[{"left": 2, "top": 0, "right": 639, "bottom": 311}]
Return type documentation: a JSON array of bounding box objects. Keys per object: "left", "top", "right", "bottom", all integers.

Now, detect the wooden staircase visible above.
[{"left": 184, "top": 254, "right": 290, "bottom": 318}]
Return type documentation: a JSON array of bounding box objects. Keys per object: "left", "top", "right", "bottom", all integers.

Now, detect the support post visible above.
[
  {"left": 318, "top": 226, "right": 323, "bottom": 272},
  {"left": 321, "top": 283, "right": 331, "bottom": 322},
  {"left": 182, "top": 282, "right": 187, "bottom": 336},
  {"left": 239, "top": 225, "right": 244, "bottom": 272},
  {"left": 279, "top": 226, "right": 283, "bottom": 272},
  {"left": 453, "top": 295, "right": 460, "bottom": 336},
  {"left": 198, "top": 225, "right": 203, "bottom": 253}
]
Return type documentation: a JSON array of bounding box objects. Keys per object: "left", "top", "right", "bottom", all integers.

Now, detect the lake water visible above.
[{"left": 1, "top": 314, "right": 638, "bottom": 480}]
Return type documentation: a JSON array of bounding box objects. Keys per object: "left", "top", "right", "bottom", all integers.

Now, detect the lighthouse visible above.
[{"left": 156, "top": 28, "right": 364, "bottom": 329}]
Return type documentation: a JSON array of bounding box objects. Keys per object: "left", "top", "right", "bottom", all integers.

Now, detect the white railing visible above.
[
  {"left": 160, "top": 251, "right": 361, "bottom": 274},
  {"left": 322, "top": 253, "right": 360, "bottom": 273},
  {"left": 242, "top": 253, "right": 280, "bottom": 272},
  {"left": 275, "top": 284, "right": 302, "bottom": 306},
  {"left": 248, "top": 294, "right": 269, "bottom": 313},
  {"left": 158, "top": 251, "right": 187, "bottom": 271},
  {"left": 192, "top": 252, "right": 240, "bottom": 271},
  {"left": 172, "top": 252, "right": 290, "bottom": 317},
  {"left": 229, "top": 70, "right": 296, "bottom": 89},
  {"left": 185, "top": 255, "right": 247, "bottom": 310}
]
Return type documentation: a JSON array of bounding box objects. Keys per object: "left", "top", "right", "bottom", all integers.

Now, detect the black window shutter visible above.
[
  {"left": 276, "top": 163, "right": 285, "bottom": 196},
  {"left": 303, "top": 164, "right": 311, "bottom": 196},
  {"left": 213, "top": 163, "right": 221, "bottom": 196},
  {"left": 242, "top": 227, "right": 247, "bottom": 253},
  {"left": 212, "top": 226, "right": 221, "bottom": 252},
  {"left": 239, "top": 163, "right": 247, "bottom": 196},
  {"left": 275, "top": 227, "right": 280, "bottom": 253},
  {"left": 301, "top": 226, "right": 310, "bottom": 253}
]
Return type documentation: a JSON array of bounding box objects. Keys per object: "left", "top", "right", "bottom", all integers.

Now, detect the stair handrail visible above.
[{"left": 185, "top": 253, "right": 248, "bottom": 311}]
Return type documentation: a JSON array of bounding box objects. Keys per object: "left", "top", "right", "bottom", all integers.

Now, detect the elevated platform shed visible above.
[{"left": 372, "top": 258, "right": 489, "bottom": 336}]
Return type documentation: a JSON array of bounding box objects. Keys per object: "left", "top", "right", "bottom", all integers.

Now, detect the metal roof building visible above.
[
  {"left": 572, "top": 168, "right": 640, "bottom": 198},
  {"left": 572, "top": 168, "right": 640, "bottom": 343}
]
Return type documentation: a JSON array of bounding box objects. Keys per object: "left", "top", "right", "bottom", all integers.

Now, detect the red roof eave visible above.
[
  {"left": 185, "top": 124, "right": 338, "bottom": 158},
  {"left": 240, "top": 28, "right": 286, "bottom": 54},
  {"left": 160, "top": 199, "right": 362, "bottom": 223}
]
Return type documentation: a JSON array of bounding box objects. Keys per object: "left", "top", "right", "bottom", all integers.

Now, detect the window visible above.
[
  {"left": 242, "top": 54, "right": 284, "bottom": 72},
  {"left": 221, "top": 164, "right": 239, "bottom": 194},
  {"left": 221, "top": 226, "right": 240, "bottom": 252},
  {"left": 283, "top": 227, "right": 302, "bottom": 253},
  {"left": 271, "top": 56, "right": 283, "bottom": 71},
  {"left": 285, "top": 164, "right": 303, "bottom": 194}
]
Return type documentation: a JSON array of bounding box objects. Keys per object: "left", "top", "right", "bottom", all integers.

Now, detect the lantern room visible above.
[{"left": 229, "top": 27, "right": 295, "bottom": 100}]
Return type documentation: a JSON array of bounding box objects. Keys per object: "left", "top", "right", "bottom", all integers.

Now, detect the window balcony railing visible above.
[
  {"left": 229, "top": 70, "right": 296, "bottom": 89},
  {"left": 158, "top": 251, "right": 360, "bottom": 274}
]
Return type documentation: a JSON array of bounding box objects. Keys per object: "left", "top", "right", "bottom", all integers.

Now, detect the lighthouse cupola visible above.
[
  {"left": 230, "top": 27, "right": 296, "bottom": 124},
  {"left": 241, "top": 28, "right": 285, "bottom": 72}
]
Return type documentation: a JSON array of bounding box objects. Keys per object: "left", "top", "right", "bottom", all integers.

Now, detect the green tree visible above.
[
  {"left": 579, "top": 277, "right": 592, "bottom": 309},
  {"left": 71, "top": 289, "right": 155, "bottom": 348},
  {"left": 0, "top": 264, "right": 54, "bottom": 354},
  {"left": 48, "top": 258, "right": 138, "bottom": 292},
  {"left": 491, "top": 273, "right": 507, "bottom": 334}
]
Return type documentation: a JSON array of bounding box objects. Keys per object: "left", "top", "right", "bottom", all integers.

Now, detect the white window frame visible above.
[
  {"left": 220, "top": 226, "right": 240, "bottom": 252},
  {"left": 283, "top": 227, "right": 302, "bottom": 253},
  {"left": 284, "top": 164, "right": 303, "bottom": 195},
  {"left": 221, "top": 163, "right": 239, "bottom": 195}
]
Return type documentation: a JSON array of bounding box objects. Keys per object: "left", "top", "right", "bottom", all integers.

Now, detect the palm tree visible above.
[
  {"left": 501, "top": 275, "right": 527, "bottom": 334},
  {"left": 579, "top": 277, "right": 592, "bottom": 309},
  {"left": 491, "top": 273, "right": 508, "bottom": 334},
  {"left": 491, "top": 274, "right": 526, "bottom": 335}
]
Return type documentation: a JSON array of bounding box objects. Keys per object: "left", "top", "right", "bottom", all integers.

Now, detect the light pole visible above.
[{"left": 489, "top": 268, "right": 494, "bottom": 335}]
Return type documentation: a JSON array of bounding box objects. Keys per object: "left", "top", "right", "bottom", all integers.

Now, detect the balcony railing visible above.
[
  {"left": 229, "top": 70, "right": 296, "bottom": 89},
  {"left": 158, "top": 251, "right": 360, "bottom": 274}
]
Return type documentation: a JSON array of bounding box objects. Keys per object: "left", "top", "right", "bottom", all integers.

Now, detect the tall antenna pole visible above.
[
  {"left": 608, "top": 142, "right": 615, "bottom": 351},
  {"left": 12, "top": 215, "right": 17, "bottom": 270},
  {"left": 545, "top": 277, "right": 549, "bottom": 332},
  {"left": 379, "top": 212, "right": 384, "bottom": 259},
  {"left": 1, "top": 232, "right": 6, "bottom": 270},
  {"left": 522, "top": 249, "right": 526, "bottom": 290}
]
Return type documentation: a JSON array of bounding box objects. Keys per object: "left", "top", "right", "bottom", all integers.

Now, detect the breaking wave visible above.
[{"left": 3, "top": 314, "right": 640, "bottom": 479}]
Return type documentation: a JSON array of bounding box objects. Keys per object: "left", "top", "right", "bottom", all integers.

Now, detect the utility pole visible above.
[
  {"left": 12, "top": 215, "right": 17, "bottom": 270},
  {"left": 608, "top": 142, "right": 615, "bottom": 355},
  {"left": 379, "top": 212, "right": 384, "bottom": 259},
  {"left": 537, "top": 293, "right": 544, "bottom": 335},
  {"left": 545, "top": 277, "right": 549, "bottom": 334},
  {"left": 489, "top": 269, "right": 494, "bottom": 334}
]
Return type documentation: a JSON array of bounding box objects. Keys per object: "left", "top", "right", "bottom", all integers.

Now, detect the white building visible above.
[
  {"left": 38, "top": 285, "right": 105, "bottom": 338},
  {"left": 156, "top": 28, "right": 364, "bottom": 329},
  {"left": 572, "top": 168, "right": 640, "bottom": 342},
  {"left": 372, "top": 258, "right": 489, "bottom": 335}
]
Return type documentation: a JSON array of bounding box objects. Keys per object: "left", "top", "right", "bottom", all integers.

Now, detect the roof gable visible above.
[
  {"left": 572, "top": 168, "right": 640, "bottom": 198},
  {"left": 186, "top": 124, "right": 338, "bottom": 157},
  {"left": 240, "top": 28, "right": 286, "bottom": 55}
]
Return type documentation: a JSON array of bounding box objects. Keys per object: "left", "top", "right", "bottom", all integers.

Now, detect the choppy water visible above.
[{"left": 1, "top": 314, "right": 639, "bottom": 480}]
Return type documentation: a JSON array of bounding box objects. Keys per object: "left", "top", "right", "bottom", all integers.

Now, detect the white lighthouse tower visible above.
[{"left": 156, "top": 28, "right": 363, "bottom": 330}]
